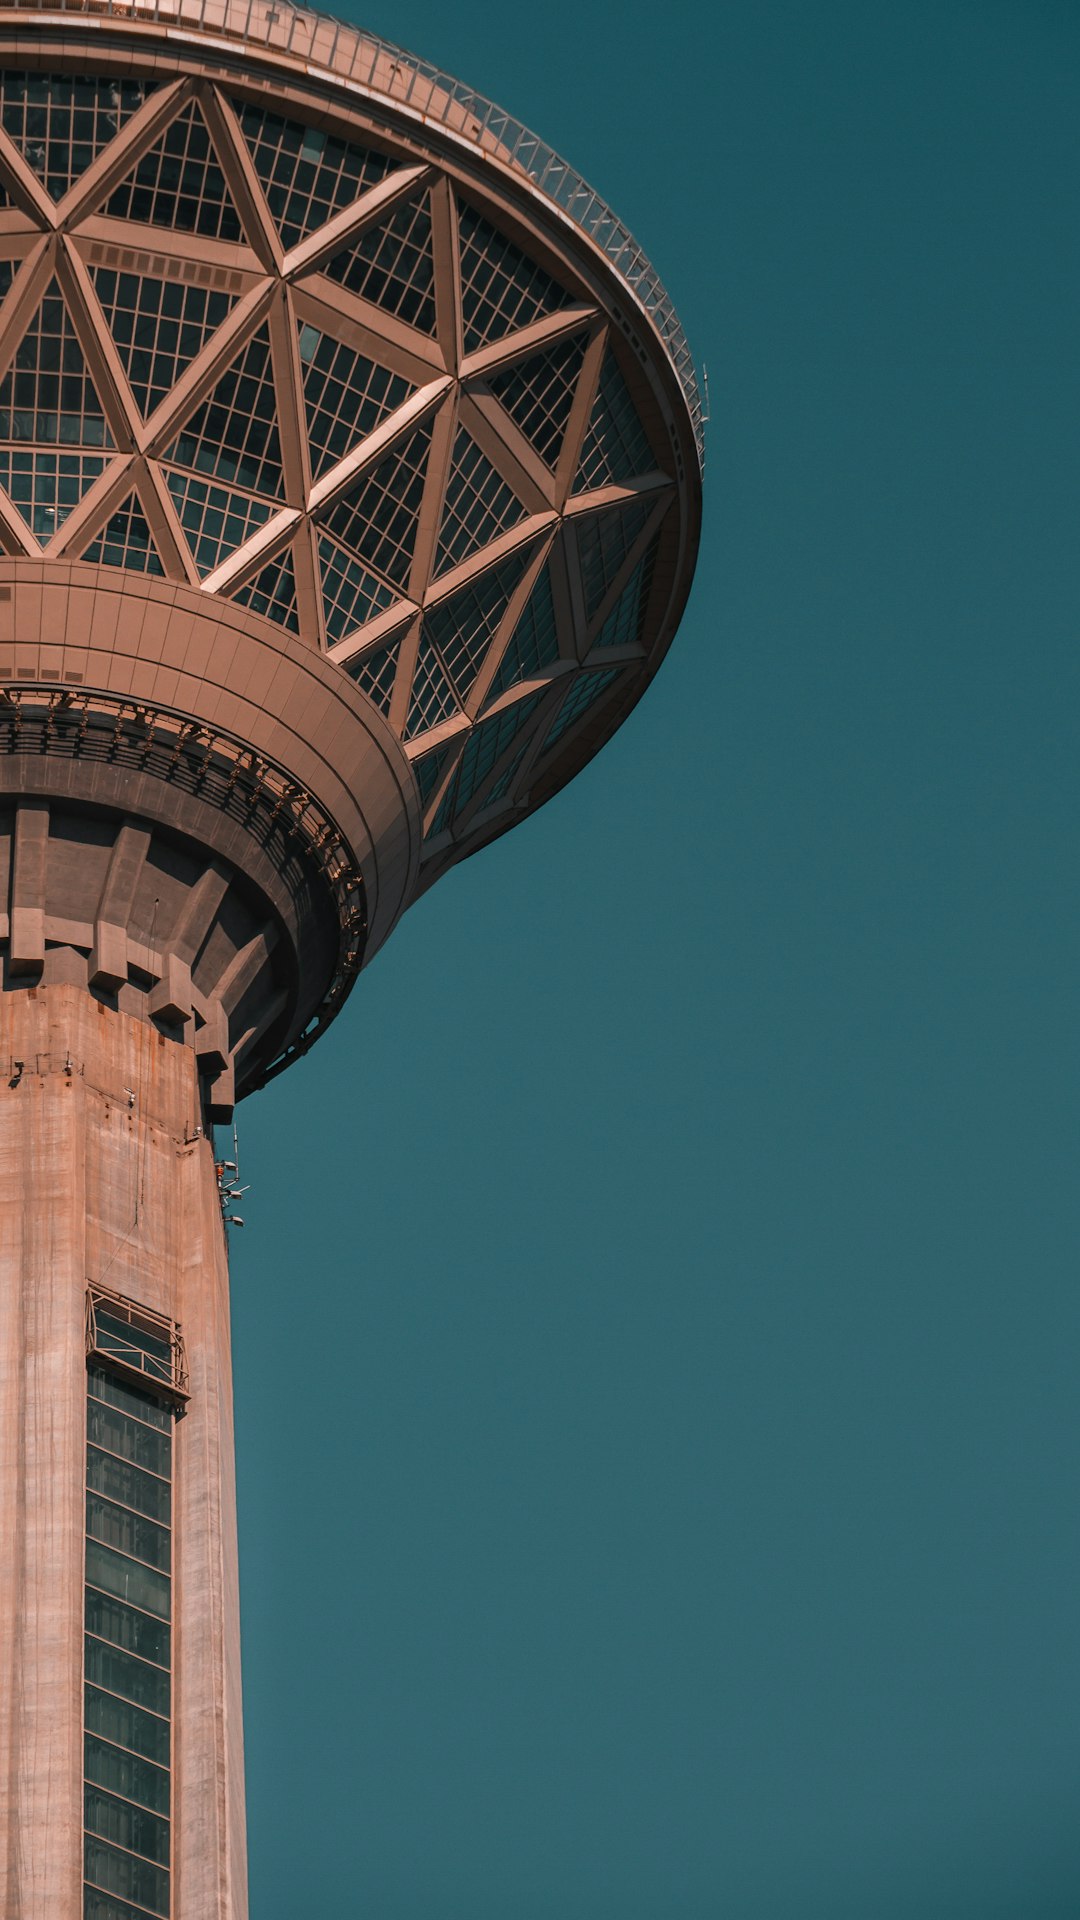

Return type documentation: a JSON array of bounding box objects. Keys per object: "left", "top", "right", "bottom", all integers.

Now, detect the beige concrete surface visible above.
[{"left": 0, "top": 985, "right": 247, "bottom": 1919}]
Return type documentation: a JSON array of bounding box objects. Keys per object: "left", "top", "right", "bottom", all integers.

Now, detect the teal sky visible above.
[{"left": 231, "top": 4, "right": 1080, "bottom": 1914}]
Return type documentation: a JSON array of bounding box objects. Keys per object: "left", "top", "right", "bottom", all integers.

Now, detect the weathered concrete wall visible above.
[{"left": 0, "top": 984, "right": 247, "bottom": 1919}]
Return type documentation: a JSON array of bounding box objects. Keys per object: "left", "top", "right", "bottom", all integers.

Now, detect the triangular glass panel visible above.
[
  {"left": 540, "top": 666, "right": 620, "bottom": 755},
  {"left": 231, "top": 545, "right": 300, "bottom": 634},
  {"left": 457, "top": 199, "right": 575, "bottom": 354},
  {"left": 164, "top": 469, "right": 273, "bottom": 579},
  {"left": 488, "top": 564, "right": 559, "bottom": 700},
  {"left": 91, "top": 267, "right": 236, "bottom": 421},
  {"left": 320, "top": 420, "right": 430, "bottom": 592},
  {"left": 0, "top": 449, "right": 107, "bottom": 544},
  {"left": 167, "top": 324, "right": 282, "bottom": 499},
  {"left": 299, "top": 321, "right": 413, "bottom": 478},
  {"left": 0, "top": 72, "right": 155, "bottom": 201},
  {"left": 345, "top": 637, "right": 399, "bottom": 716},
  {"left": 237, "top": 103, "right": 395, "bottom": 251},
  {"left": 487, "top": 333, "right": 587, "bottom": 468},
  {"left": 433, "top": 426, "right": 526, "bottom": 578},
  {"left": 404, "top": 633, "right": 459, "bottom": 741},
  {"left": 413, "top": 740, "right": 455, "bottom": 809},
  {"left": 574, "top": 348, "right": 655, "bottom": 491},
  {"left": 318, "top": 531, "right": 395, "bottom": 644},
  {"left": 451, "top": 691, "right": 543, "bottom": 818},
  {"left": 80, "top": 490, "right": 164, "bottom": 575},
  {"left": 593, "top": 538, "right": 658, "bottom": 649},
  {"left": 576, "top": 497, "right": 655, "bottom": 621},
  {"left": 484, "top": 736, "right": 530, "bottom": 808},
  {"left": 0, "top": 280, "right": 113, "bottom": 451},
  {"left": 0, "top": 261, "right": 14, "bottom": 304},
  {"left": 426, "top": 548, "right": 530, "bottom": 703},
  {"left": 324, "top": 192, "right": 436, "bottom": 334},
  {"left": 105, "top": 99, "right": 244, "bottom": 243}
]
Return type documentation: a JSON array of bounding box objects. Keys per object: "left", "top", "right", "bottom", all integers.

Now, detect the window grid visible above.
[
  {"left": 452, "top": 689, "right": 543, "bottom": 816},
  {"left": 320, "top": 420, "right": 430, "bottom": 590},
  {"left": 164, "top": 468, "right": 272, "bottom": 578},
  {"left": 91, "top": 269, "right": 234, "bottom": 421},
  {"left": 324, "top": 192, "right": 436, "bottom": 334},
  {"left": 483, "top": 735, "right": 530, "bottom": 808},
  {"left": 167, "top": 325, "right": 282, "bottom": 499},
  {"left": 488, "top": 563, "right": 559, "bottom": 700},
  {"left": 230, "top": 545, "right": 299, "bottom": 633},
  {"left": 404, "top": 633, "right": 459, "bottom": 740},
  {"left": 105, "top": 100, "right": 243, "bottom": 243},
  {"left": 593, "top": 537, "right": 657, "bottom": 650},
  {"left": 82, "top": 492, "right": 165, "bottom": 575},
  {"left": 457, "top": 199, "right": 575, "bottom": 353},
  {"left": 540, "top": 665, "right": 620, "bottom": 754},
  {"left": 576, "top": 497, "right": 654, "bottom": 620},
  {"left": 318, "top": 530, "right": 395, "bottom": 644},
  {"left": 83, "top": 1352, "right": 175, "bottom": 1920},
  {"left": 0, "top": 450, "right": 107, "bottom": 542},
  {"left": 0, "top": 281, "right": 113, "bottom": 450},
  {"left": 345, "top": 636, "right": 399, "bottom": 715},
  {"left": 433, "top": 427, "right": 525, "bottom": 577},
  {"left": 0, "top": 72, "right": 154, "bottom": 201},
  {"left": 412, "top": 739, "right": 454, "bottom": 808},
  {"left": 487, "top": 333, "right": 587, "bottom": 468},
  {"left": 237, "top": 103, "right": 394, "bottom": 251},
  {"left": 425, "top": 548, "right": 530, "bottom": 701},
  {"left": 299, "top": 323, "right": 412, "bottom": 478},
  {"left": 426, "top": 761, "right": 458, "bottom": 837},
  {"left": 574, "top": 348, "right": 655, "bottom": 491}
]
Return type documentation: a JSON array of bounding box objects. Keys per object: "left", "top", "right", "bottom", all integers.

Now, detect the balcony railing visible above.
[{"left": 2, "top": 0, "right": 705, "bottom": 469}]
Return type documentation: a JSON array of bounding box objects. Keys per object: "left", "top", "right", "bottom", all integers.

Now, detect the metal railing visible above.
[{"left": 3, "top": 0, "right": 705, "bottom": 468}]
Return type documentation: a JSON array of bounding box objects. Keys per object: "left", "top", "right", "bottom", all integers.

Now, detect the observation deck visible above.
[{"left": 0, "top": 0, "right": 702, "bottom": 1103}]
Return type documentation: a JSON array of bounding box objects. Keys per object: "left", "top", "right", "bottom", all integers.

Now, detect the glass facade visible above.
[
  {"left": 83, "top": 1354, "right": 175, "bottom": 1919},
  {"left": 0, "top": 61, "right": 688, "bottom": 869}
]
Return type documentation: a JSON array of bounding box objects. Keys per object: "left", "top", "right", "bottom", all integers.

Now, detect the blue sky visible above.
[{"left": 232, "top": 4, "right": 1080, "bottom": 1913}]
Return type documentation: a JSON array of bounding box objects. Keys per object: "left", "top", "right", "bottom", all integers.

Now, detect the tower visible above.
[{"left": 0, "top": 4, "right": 702, "bottom": 1915}]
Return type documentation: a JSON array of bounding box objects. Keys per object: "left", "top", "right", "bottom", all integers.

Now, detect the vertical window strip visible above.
[{"left": 84, "top": 1360, "right": 174, "bottom": 1920}]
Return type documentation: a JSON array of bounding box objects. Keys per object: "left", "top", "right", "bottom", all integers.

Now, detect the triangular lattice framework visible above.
[
  {"left": 575, "top": 497, "right": 656, "bottom": 620},
  {"left": 0, "top": 62, "right": 682, "bottom": 873},
  {"left": 167, "top": 324, "right": 283, "bottom": 499},
  {"left": 323, "top": 192, "right": 436, "bottom": 334},
  {"left": 0, "top": 71, "right": 155, "bottom": 201},
  {"left": 487, "top": 333, "right": 588, "bottom": 469},
  {"left": 457, "top": 198, "right": 575, "bottom": 353},
  {"left": 433, "top": 426, "right": 525, "bottom": 578},
  {"left": 540, "top": 665, "right": 621, "bottom": 755},
  {"left": 487, "top": 563, "right": 560, "bottom": 700},
  {"left": 238, "top": 101, "right": 395, "bottom": 250},
  {"left": 574, "top": 347, "right": 656, "bottom": 491},
  {"left": 345, "top": 637, "right": 400, "bottom": 715},
  {"left": 405, "top": 634, "right": 460, "bottom": 740},
  {"left": 319, "top": 420, "right": 430, "bottom": 591},
  {"left": 91, "top": 266, "right": 236, "bottom": 421},
  {"left": 230, "top": 545, "right": 300, "bottom": 633},
  {"left": 105, "top": 98, "right": 244, "bottom": 244},
  {"left": 425, "top": 548, "right": 531, "bottom": 702},
  {"left": 165, "top": 469, "right": 272, "bottom": 578},
  {"left": 318, "top": 531, "right": 396, "bottom": 644},
  {"left": 299, "top": 320, "right": 413, "bottom": 478},
  {"left": 0, "top": 448, "right": 108, "bottom": 544},
  {"left": 0, "top": 279, "right": 113, "bottom": 453},
  {"left": 80, "top": 490, "right": 164, "bottom": 575}
]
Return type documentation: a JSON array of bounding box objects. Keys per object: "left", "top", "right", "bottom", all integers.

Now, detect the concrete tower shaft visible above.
[{"left": 0, "top": 6, "right": 702, "bottom": 1916}]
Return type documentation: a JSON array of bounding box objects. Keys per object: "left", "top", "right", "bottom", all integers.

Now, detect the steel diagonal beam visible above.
[
  {"left": 281, "top": 163, "right": 434, "bottom": 282},
  {"left": 56, "top": 77, "right": 191, "bottom": 231}
]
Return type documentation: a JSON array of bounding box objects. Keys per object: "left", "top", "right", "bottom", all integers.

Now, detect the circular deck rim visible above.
[{"left": 0, "top": 0, "right": 705, "bottom": 471}]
